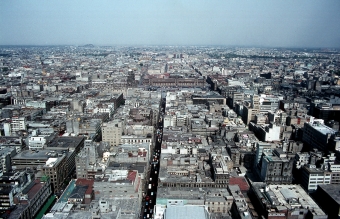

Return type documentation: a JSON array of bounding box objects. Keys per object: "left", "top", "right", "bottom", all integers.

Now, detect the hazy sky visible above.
[{"left": 1, "top": 0, "right": 340, "bottom": 48}]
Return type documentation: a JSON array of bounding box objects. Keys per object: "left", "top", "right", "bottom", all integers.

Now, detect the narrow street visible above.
[{"left": 141, "top": 98, "right": 165, "bottom": 219}]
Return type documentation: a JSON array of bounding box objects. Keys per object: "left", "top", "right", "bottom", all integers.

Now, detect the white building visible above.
[
  {"left": 164, "top": 115, "right": 177, "bottom": 128},
  {"left": 28, "top": 136, "right": 47, "bottom": 150},
  {"left": 3, "top": 123, "right": 11, "bottom": 136},
  {"left": 11, "top": 117, "right": 26, "bottom": 132},
  {"left": 301, "top": 165, "right": 331, "bottom": 192}
]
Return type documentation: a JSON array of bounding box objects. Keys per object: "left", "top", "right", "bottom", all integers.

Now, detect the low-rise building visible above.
[{"left": 250, "top": 183, "right": 326, "bottom": 219}]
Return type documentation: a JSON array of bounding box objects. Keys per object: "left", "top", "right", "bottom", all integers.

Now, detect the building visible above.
[
  {"left": 40, "top": 156, "right": 68, "bottom": 193},
  {"left": 0, "top": 171, "right": 34, "bottom": 214},
  {"left": 254, "top": 142, "right": 274, "bottom": 167},
  {"left": 302, "top": 120, "right": 340, "bottom": 151},
  {"left": 102, "top": 119, "right": 125, "bottom": 147},
  {"left": 232, "top": 92, "right": 244, "bottom": 109},
  {"left": 11, "top": 117, "right": 27, "bottom": 132},
  {"left": 28, "top": 128, "right": 56, "bottom": 150},
  {"left": 0, "top": 171, "right": 54, "bottom": 218},
  {"left": 146, "top": 77, "right": 206, "bottom": 88},
  {"left": 258, "top": 151, "right": 294, "bottom": 184},
  {"left": 250, "top": 183, "right": 326, "bottom": 219},
  {"left": 0, "top": 147, "right": 16, "bottom": 176},
  {"left": 300, "top": 165, "right": 331, "bottom": 192},
  {"left": 249, "top": 122, "right": 281, "bottom": 142},
  {"left": 67, "top": 179, "right": 94, "bottom": 204},
  {"left": 163, "top": 205, "right": 210, "bottom": 219},
  {"left": 8, "top": 177, "right": 52, "bottom": 219},
  {"left": 314, "top": 184, "right": 340, "bottom": 219},
  {"left": 259, "top": 97, "right": 280, "bottom": 114},
  {"left": 242, "top": 95, "right": 260, "bottom": 125},
  {"left": 228, "top": 185, "right": 252, "bottom": 219},
  {"left": 75, "top": 140, "right": 98, "bottom": 179},
  {"left": 154, "top": 187, "right": 219, "bottom": 219},
  {"left": 310, "top": 102, "right": 340, "bottom": 124}
]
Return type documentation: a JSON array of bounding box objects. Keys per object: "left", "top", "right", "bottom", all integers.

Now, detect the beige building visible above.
[
  {"left": 102, "top": 119, "right": 125, "bottom": 147},
  {"left": 40, "top": 156, "right": 68, "bottom": 193}
]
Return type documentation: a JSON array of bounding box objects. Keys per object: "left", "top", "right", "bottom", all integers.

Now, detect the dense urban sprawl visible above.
[{"left": 0, "top": 45, "right": 340, "bottom": 219}]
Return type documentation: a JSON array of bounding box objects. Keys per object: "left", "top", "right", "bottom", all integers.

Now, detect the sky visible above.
[{"left": 1, "top": 0, "right": 340, "bottom": 48}]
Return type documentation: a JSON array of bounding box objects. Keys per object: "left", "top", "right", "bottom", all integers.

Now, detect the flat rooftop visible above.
[
  {"left": 318, "top": 184, "right": 340, "bottom": 204},
  {"left": 308, "top": 122, "right": 336, "bottom": 135},
  {"left": 165, "top": 205, "right": 209, "bottom": 219},
  {"left": 13, "top": 150, "right": 63, "bottom": 160},
  {"left": 47, "top": 136, "right": 84, "bottom": 149},
  {"left": 268, "top": 184, "right": 325, "bottom": 216}
]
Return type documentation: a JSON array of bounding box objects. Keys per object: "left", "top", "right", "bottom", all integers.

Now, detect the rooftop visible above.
[
  {"left": 307, "top": 122, "right": 336, "bottom": 135},
  {"left": 317, "top": 184, "right": 340, "bottom": 204},
  {"left": 165, "top": 205, "right": 209, "bottom": 219}
]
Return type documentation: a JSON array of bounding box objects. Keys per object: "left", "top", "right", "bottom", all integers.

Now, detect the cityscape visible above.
[{"left": 1, "top": 1, "right": 340, "bottom": 219}]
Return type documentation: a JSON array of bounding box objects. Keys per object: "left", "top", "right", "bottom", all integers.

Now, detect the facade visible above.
[
  {"left": 231, "top": 92, "right": 244, "bottom": 109},
  {"left": 302, "top": 121, "right": 340, "bottom": 151},
  {"left": 11, "top": 117, "right": 27, "bottom": 132},
  {"left": 75, "top": 140, "right": 97, "bottom": 180},
  {"left": 259, "top": 152, "right": 294, "bottom": 184},
  {"left": 102, "top": 119, "right": 124, "bottom": 147},
  {"left": 0, "top": 147, "right": 16, "bottom": 176},
  {"left": 40, "top": 156, "right": 68, "bottom": 193},
  {"left": 259, "top": 98, "right": 279, "bottom": 114},
  {"left": 300, "top": 165, "right": 331, "bottom": 192},
  {"left": 146, "top": 77, "right": 206, "bottom": 87},
  {"left": 249, "top": 122, "right": 281, "bottom": 142}
]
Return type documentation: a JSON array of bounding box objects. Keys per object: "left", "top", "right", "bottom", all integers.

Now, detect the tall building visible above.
[
  {"left": 310, "top": 102, "right": 340, "bottom": 124},
  {"left": 102, "top": 119, "right": 125, "bottom": 147},
  {"left": 75, "top": 140, "right": 102, "bottom": 179},
  {"left": 259, "top": 151, "right": 294, "bottom": 184},
  {"left": 254, "top": 142, "right": 273, "bottom": 167},
  {"left": 251, "top": 94, "right": 260, "bottom": 109},
  {"left": 11, "top": 117, "right": 27, "bottom": 132},
  {"left": 242, "top": 94, "right": 260, "bottom": 125},
  {"left": 232, "top": 92, "right": 244, "bottom": 109},
  {"left": 40, "top": 156, "right": 68, "bottom": 193},
  {"left": 300, "top": 165, "right": 331, "bottom": 192},
  {"left": 302, "top": 120, "right": 340, "bottom": 151}
]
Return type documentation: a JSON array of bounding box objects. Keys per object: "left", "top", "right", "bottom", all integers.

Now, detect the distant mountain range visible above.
[{"left": 79, "top": 44, "right": 95, "bottom": 48}]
